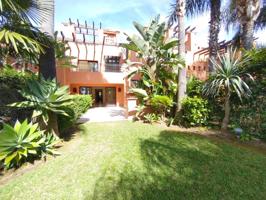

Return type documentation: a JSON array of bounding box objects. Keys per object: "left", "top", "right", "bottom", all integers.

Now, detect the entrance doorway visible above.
[
  {"left": 105, "top": 87, "right": 116, "bottom": 105},
  {"left": 95, "top": 89, "right": 104, "bottom": 106}
]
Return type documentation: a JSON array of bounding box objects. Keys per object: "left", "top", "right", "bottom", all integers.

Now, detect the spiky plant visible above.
[
  {"left": 10, "top": 77, "right": 72, "bottom": 136},
  {"left": 203, "top": 49, "right": 254, "bottom": 130}
]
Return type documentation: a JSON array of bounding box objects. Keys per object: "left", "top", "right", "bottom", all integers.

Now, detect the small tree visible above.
[{"left": 203, "top": 49, "right": 254, "bottom": 131}]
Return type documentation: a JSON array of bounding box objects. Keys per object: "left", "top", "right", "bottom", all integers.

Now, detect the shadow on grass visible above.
[
  {"left": 60, "top": 124, "right": 84, "bottom": 141},
  {"left": 89, "top": 130, "right": 225, "bottom": 200}
]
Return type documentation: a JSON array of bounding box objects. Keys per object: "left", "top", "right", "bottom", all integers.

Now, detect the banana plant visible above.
[
  {"left": 122, "top": 16, "right": 184, "bottom": 99},
  {"left": 10, "top": 77, "right": 73, "bottom": 136}
]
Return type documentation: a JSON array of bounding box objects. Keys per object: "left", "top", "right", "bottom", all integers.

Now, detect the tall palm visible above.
[
  {"left": 209, "top": 0, "right": 221, "bottom": 72},
  {"left": 39, "top": 0, "right": 56, "bottom": 79},
  {"left": 203, "top": 49, "right": 253, "bottom": 131},
  {"left": 168, "top": 0, "right": 187, "bottom": 112},
  {"left": 169, "top": 0, "right": 222, "bottom": 73},
  {"left": 224, "top": 0, "right": 262, "bottom": 50}
]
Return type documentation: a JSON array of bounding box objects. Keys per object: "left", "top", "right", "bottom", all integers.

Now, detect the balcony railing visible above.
[{"left": 105, "top": 63, "right": 121, "bottom": 72}]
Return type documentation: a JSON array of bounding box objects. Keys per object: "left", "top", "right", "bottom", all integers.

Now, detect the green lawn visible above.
[{"left": 0, "top": 121, "right": 266, "bottom": 200}]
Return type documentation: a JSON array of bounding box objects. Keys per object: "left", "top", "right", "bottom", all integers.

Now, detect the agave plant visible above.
[
  {"left": 40, "top": 133, "right": 60, "bottom": 157},
  {"left": 10, "top": 77, "right": 72, "bottom": 135},
  {"left": 203, "top": 48, "right": 254, "bottom": 131},
  {"left": 0, "top": 120, "right": 45, "bottom": 169}
]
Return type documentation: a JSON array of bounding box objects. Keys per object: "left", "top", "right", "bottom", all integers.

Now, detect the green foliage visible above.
[
  {"left": 10, "top": 77, "right": 73, "bottom": 127},
  {"left": 230, "top": 48, "right": 266, "bottom": 139},
  {"left": 0, "top": 29, "right": 43, "bottom": 54},
  {"left": 0, "top": 120, "right": 59, "bottom": 169},
  {"left": 0, "top": 0, "right": 52, "bottom": 61},
  {"left": 54, "top": 32, "right": 77, "bottom": 68},
  {"left": 40, "top": 133, "right": 60, "bottom": 157},
  {"left": 203, "top": 49, "right": 253, "bottom": 100},
  {"left": 123, "top": 16, "right": 184, "bottom": 119},
  {"left": 203, "top": 48, "right": 254, "bottom": 130},
  {"left": 143, "top": 113, "right": 159, "bottom": 124},
  {"left": 181, "top": 96, "right": 210, "bottom": 127},
  {"left": 239, "top": 133, "right": 252, "bottom": 142},
  {"left": 58, "top": 95, "right": 93, "bottom": 132},
  {"left": 0, "top": 65, "right": 35, "bottom": 85},
  {"left": 71, "top": 95, "right": 93, "bottom": 119},
  {"left": 150, "top": 95, "right": 173, "bottom": 115},
  {"left": 122, "top": 16, "right": 184, "bottom": 96},
  {"left": 0, "top": 66, "right": 35, "bottom": 127},
  {"left": 187, "top": 76, "right": 204, "bottom": 97}
]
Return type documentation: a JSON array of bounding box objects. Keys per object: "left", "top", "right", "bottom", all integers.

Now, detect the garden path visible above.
[{"left": 78, "top": 106, "right": 126, "bottom": 123}]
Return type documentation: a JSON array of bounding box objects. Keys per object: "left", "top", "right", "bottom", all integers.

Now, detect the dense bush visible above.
[
  {"left": 150, "top": 95, "right": 173, "bottom": 116},
  {"left": 58, "top": 95, "right": 93, "bottom": 132},
  {"left": 181, "top": 96, "right": 210, "bottom": 127},
  {"left": 187, "top": 76, "right": 204, "bottom": 97},
  {"left": 0, "top": 120, "right": 60, "bottom": 169},
  {"left": 230, "top": 48, "right": 266, "bottom": 139},
  {"left": 70, "top": 95, "right": 93, "bottom": 119},
  {"left": 0, "top": 66, "right": 35, "bottom": 127}
]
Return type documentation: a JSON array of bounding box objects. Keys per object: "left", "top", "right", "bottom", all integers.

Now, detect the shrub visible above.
[
  {"left": 181, "top": 96, "right": 210, "bottom": 127},
  {"left": 58, "top": 95, "right": 93, "bottom": 132},
  {"left": 230, "top": 48, "right": 266, "bottom": 139},
  {"left": 0, "top": 120, "right": 59, "bottom": 169},
  {"left": 70, "top": 95, "right": 93, "bottom": 119},
  {"left": 0, "top": 66, "right": 35, "bottom": 127},
  {"left": 187, "top": 76, "right": 204, "bottom": 97},
  {"left": 143, "top": 113, "right": 159, "bottom": 124},
  {"left": 150, "top": 95, "right": 173, "bottom": 116}
]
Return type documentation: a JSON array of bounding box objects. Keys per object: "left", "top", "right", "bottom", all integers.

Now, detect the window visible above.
[
  {"left": 78, "top": 60, "right": 99, "bottom": 72},
  {"left": 105, "top": 56, "right": 121, "bottom": 72},
  {"left": 79, "top": 86, "right": 92, "bottom": 95}
]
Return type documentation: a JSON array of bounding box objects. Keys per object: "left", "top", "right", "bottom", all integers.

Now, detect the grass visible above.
[{"left": 0, "top": 121, "right": 266, "bottom": 200}]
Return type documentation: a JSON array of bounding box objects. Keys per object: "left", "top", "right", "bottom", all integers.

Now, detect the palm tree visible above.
[
  {"left": 203, "top": 49, "right": 253, "bottom": 131},
  {"left": 169, "top": 0, "right": 222, "bottom": 73},
  {"left": 39, "top": 0, "right": 56, "bottom": 79},
  {"left": 0, "top": 0, "right": 48, "bottom": 64},
  {"left": 168, "top": 0, "right": 187, "bottom": 112},
  {"left": 224, "top": 0, "right": 262, "bottom": 50},
  {"left": 208, "top": 0, "right": 221, "bottom": 71}
]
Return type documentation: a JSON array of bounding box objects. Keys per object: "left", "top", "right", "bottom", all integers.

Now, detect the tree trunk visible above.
[
  {"left": 39, "top": 47, "right": 56, "bottom": 79},
  {"left": 208, "top": 0, "right": 221, "bottom": 73},
  {"left": 237, "top": 0, "right": 260, "bottom": 50},
  {"left": 47, "top": 111, "right": 59, "bottom": 136},
  {"left": 177, "top": 0, "right": 187, "bottom": 111},
  {"left": 242, "top": 20, "right": 255, "bottom": 50},
  {"left": 221, "top": 93, "right": 230, "bottom": 131},
  {"left": 39, "top": 0, "right": 56, "bottom": 80}
]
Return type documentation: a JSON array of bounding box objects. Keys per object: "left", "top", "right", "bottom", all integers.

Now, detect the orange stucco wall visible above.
[{"left": 56, "top": 67, "right": 125, "bottom": 107}]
